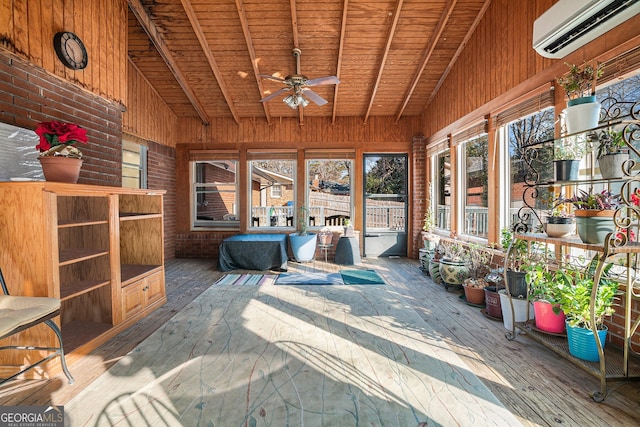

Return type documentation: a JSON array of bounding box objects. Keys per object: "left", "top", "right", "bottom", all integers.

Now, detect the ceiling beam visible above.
[
  {"left": 425, "top": 0, "right": 493, "bottom": 108},
  {"left": 128, "top": 0, "right": 210, "bottom": 125},
  {"left": 331, "top": 0, "right": 350, "bottom": 124},
  {"left": 235, "top": 0, "right": 272, "bottom": 124},
  {"left": 363, "top": 0, "right": 404, "bottom": 124},
  {"left": 290, "top": 0, "right": 304, "bottom": 125},
  {"left": 180, "top": 0, "right": 240, "bottom": 124},
  {"left": 394, "top": 0, "right": 457, "bottom": 123}
]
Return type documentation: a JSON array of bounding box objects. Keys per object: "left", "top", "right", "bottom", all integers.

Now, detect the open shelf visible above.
[
  {"left": 516, "top": 322, "right": 640, "bottom": 380},
  {"left": 121, "top": 264, "right": 163, "bottom": 285},
  {"left": 119, "top": 212, "right": 163, "bottom": 221},
  {"left": 62, "top": 320, "right": 113, "bottom": 353},
  {"left": 59, "top": 219, "right": 109, "bottom": 228},
  {"left": 60, "top": 278, "right": 111, "bottom": 301},
  {"left": 59, "top": 248, "right": 109, "bottom": 265}
]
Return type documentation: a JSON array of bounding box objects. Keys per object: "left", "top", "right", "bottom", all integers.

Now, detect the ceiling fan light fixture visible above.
[{"left": 283, "top": 94, "right": 297, "bottom": 108}]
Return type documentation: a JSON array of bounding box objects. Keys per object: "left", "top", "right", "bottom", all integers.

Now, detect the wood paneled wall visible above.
[
  {"left": 175, "top": 115, "right": 422, "bottom": 146},
  {"left": 123, "top": 60, "right": 178, "bottom": 147},
  {"left": 423, "top": 0, "right": 640, "bottom": 139},
  {"left": 0, "top": 0, "right": 128, "bottom": 106}
]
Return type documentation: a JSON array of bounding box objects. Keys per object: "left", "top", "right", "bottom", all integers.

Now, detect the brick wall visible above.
[
  {"left": 148, "top": 140, "right": 176, "bottom": 260},
  {"left": 0, "top": 50, "right": 122, "bottom": 186},
  {"left": 1, "top": 49, "right": 178, "bottom": 261},
  {"left": 411, "top": 135, "right": 426, "bottom": 259}
]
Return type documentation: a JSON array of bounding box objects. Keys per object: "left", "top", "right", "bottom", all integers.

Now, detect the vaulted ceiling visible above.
[{"left": 127, "top": 0, "right": 492, "bottom": 125}]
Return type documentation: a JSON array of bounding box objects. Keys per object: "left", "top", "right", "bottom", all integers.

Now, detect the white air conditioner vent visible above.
[{"left": 533, "top": 0, "right": 640, "bottom": 59}]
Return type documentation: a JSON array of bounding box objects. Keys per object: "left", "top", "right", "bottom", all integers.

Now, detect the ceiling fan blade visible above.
[
  {"left": 305, "top": 76, "right": 340, "bottom": 86},
  {"left": 259, "top": 74, "right": 287, "bottom": 83},
  {"left": 259, "top": 87, "right": 290, "bottom": 103},
  {"left": 302, "top": 88, "right": 328, "bottom": 106}
]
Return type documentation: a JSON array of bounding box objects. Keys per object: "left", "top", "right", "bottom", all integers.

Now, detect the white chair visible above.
[{"left": 0, "top": 268, "right": 74, "bottom": 384}]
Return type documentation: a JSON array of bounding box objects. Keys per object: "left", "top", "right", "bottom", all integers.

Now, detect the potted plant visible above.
[
  {"left": 462, "top": 243, "right": 492, "bottom": 305},
  {"left": 553, "top": 135, "right": 591, "bottom": 181},
  {"left": 596, "top": 128, "right": 628, "bottom": 179},
  {"left": 557, "top": 260, "right": 619, "bottom": 362},
  {"left": 428, "top": 243, "right": 444, "bottom": 285},
  {"left": 35, "top": 120, "right": 88, "bottom": 183},
  {"left": 501, "top": 227, "right": 529, "bottom": 298},
  {"left": 289, "top": 206, "right": 317, "bottom": 262},
  {"left": 343, "top": 218, "right": 354, "bottom": 237},
  {"left": 438, "top": 240, "right": 469, "bottom": 290},
  {"left": 543, "top": 203, "right": 575, "bottom": 238},
  {"left": 523, "top": 257, "right": 572, "bottom": 334},
  {"left": 557, "top": 61, "right": 604, "bottom": 133},
  {"left": 557, "top": 190, "right": 621, "bottom": 244}
]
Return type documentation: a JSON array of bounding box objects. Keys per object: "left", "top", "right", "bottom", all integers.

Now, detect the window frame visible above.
[
  {"left": 190, "top": 156, "right": 240, "bottom": 230},
  {"left": 304, "top": 151, "right": 355, "bottom": 231}
]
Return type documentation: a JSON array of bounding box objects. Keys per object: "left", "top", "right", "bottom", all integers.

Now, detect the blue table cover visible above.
[{"left": 218, "top": 234, "right": 289, "bottom": 272}]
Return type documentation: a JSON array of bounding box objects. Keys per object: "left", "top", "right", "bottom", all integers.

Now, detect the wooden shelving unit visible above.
[{"left": 0, "top": 182, "right": 166, "bottom": 377}]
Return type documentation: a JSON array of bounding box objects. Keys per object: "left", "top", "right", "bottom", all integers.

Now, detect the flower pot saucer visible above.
[
  {"left": 524, "top": 319, "right": 566, "bottom": 337},
  {"left": 459, "top": 293, "right": 485, "bottom": 308},
  {"left": 480, "top": 308, "right": 502, "bottom": 321}
]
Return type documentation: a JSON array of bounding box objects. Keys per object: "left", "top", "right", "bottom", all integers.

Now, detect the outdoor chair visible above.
[
  {"left": 325, "top": 215, "right": 349, "bottom": 226},
  {"left": 0, "top": 268, "right": 74, "bottom": 385}
]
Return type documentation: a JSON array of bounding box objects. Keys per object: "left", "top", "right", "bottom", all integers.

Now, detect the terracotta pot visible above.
[
  {"left": 39, "top": 156, "right": 82, "bottom": 183},
  {"left": 463, "top": 280, "right": 486, "bottom": 305}
]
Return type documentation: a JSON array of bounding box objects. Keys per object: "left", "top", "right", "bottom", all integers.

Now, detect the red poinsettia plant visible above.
[{"left": 35, "top": 120, "right": 87, "bottom": 159}]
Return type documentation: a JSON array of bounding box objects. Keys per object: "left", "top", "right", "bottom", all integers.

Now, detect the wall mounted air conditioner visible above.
[{"left": 533, "top": 0, "right": 640, "bottom": 59}]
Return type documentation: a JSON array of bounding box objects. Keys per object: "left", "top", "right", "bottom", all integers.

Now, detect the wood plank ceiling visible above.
[{"left": 127, "top": 0, "right": 492, "bottom": 125}]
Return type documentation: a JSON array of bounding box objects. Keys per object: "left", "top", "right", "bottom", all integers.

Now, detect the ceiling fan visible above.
[{"left": 259, "top": 48, "right": 340, "bottom": 109}]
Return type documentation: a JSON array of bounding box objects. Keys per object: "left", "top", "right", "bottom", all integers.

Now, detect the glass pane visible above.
[
  {"left": 463, "top": 135, "right": 488, "bottom": 238},
  {"left": 193, "top": 161, "right": 238, "bottom": 225},
  {"left": 249, "top": 160, "right": 296, "bottom": 228},
  {"left": 436, "top": 150, "right": 451, "bottom": 230},
  {"left": 0, "top": 122, "right": 41, "bottom": 181},
  {"left": 307, "top": 159, "right": 352, "bottom": 227},
  {"left": 364, "top": 156, "right": 407, "bottom": 231},
  {"left": 508, "top": 107, "right": 555, "bottom": 231}
]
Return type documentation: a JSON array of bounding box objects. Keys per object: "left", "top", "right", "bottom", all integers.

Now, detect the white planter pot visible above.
[
  {"left": 598, "top": 152, "right": 629, "bottom": 179},
  {"left": 563, "top": 102, "right": 601, "bottom": 133},
  {"left": 289, "top": 233, "right": 318, "bottom": 262},
  {"left": 499, "top": 289, "right": 534, "bottom": 331}
]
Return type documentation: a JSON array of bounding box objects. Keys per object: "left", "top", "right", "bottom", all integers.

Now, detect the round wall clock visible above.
[{"left": 53, "top": 32, "right": 88, "bottom": 70}]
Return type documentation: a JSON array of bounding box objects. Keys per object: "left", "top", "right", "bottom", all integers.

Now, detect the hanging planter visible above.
[
  {"left": 557, "top": 61, "right": 604, "bottom": 134},
  {"left": 563, "top": 102, "right": 601, "bottom": 133}
]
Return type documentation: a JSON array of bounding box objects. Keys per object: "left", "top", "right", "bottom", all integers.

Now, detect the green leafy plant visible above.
[
  {"left": 522, "top": 257, "right": 572, "bottom": 308},
  {"left": 557, "top": 189, "right": 621, "bottom": 211},
  {"left": 596, "top": 129, "right": 625, "bottom": 159},
  {"left": 554, "top": 135, "right": 592, "bottom": 160},
  {"left": 557, "top": 260, "right": 618, "bottom": 330},
  {"left": 298, "top": 206, "right": 310, "bottom": 235},
  {"left": 556, "top": 61, "right": 604, "bottom": 101},
  {"left": 440, "top": 240, "right": 467, "bottom": 262},
  {"left": 464, "top": 243, "right": 493, "bottom": 283}
]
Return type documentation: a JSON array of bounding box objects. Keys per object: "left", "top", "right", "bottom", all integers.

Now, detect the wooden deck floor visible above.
[{"left": 1, "top": 257, "right": 640, "bottom": 426}]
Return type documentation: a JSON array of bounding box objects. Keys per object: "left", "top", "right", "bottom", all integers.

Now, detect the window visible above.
[
  {"left": 271, "top": 184, "right": 282, "bottom": 199},
  {"left": 122, "top": 139, "right": 147, "bottom": 189},
  {"left": 0, "top": 122, "right": 40, "bottom": 181},
  {"left": 248, "top": 152, "right": 296, "bottom": 229},
  {"left": 191, "top": 159, "right": 239, "bottom": 228},
  {"left": 461, "top": 135, "right": 489, "bottom": 238},
  {"left": 434, "top": 149, "right": 451, "bottom": 231},
  {"left": 306, "top": 155, "right": 353, "bottom": 228},
  {"left": 505, "top": 107, "right": 555, "bottom": 232}
]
